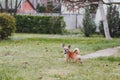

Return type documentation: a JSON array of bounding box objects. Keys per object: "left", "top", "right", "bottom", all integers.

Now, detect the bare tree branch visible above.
[
  {"left": 14, "top": 0, "right": 22, "bottom": 16},
  {"left": 17, "top": 0, "right": 22, "bottom": 8}
]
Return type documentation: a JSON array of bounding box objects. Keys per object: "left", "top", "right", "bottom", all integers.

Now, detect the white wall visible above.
[{"left": 62, "top": 14, "right": 84, "bottom": 29}]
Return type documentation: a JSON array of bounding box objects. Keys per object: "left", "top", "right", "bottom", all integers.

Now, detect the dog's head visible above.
[{"left": 62, "top": 44, "right": 71, "bottom": 54}]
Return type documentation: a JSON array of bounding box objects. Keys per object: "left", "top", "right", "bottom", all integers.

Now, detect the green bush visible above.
[
  {"left": 82, "top": 7, "right": 96, "bottom": 37},
  {"left": 99, "top": 5, "right": 120, "bottom": 38},
  {"left": 0, "top": 13, "right": 16, "bottom": 40},
  {"left": 15, "top": 15, "right": 65, "bottom": 34},
  {"left": 46, "top": 2, "right": 54, "bottom": 13},
  {"left": 107, "top": 5, "right": 120, "bottom": 37},
  {"left": 36, "top": 4, "right": 46, "bottom": 13},
  {"left": 15, "top": 15, "right": 66, "bottom": 34}
]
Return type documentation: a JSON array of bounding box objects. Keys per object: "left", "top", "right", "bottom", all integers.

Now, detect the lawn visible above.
[{"left": 0, "top": 33, "right": 120, "bottom": 80}]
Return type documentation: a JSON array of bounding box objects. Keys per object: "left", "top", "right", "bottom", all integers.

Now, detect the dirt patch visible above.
[{"left": 82, "top": 46, "right": 120, "bottom": 59}]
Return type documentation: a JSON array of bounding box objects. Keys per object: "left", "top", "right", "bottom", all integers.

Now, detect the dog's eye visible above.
[{"left": 64, "top": 49, "right": 68, "bottom": 51}]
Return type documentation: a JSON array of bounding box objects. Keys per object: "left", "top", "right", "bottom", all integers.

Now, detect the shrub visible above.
[
  {"left": 82, "top": 7, "right": 96, "bottom": 37},
  {"left": 15, "top": 15, "right": 66, "bottom": 34},
  {"left": 46, "top": 2, "right": 54, "bottom": 13},
  {"left": 36, "top": 4, "right": 46, "bottom": 13},
  {"left": 99, "top": 5, "right": 120, "bottom": 38},
  {"left": 0, "top": 13, "right": 16, "bottom": 40},
  {"left": 107, "top": 5, "right": 120, "bottom": 37}
]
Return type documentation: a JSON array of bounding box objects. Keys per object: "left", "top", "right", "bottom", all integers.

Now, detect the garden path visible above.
[{"left": 82, "top": 46, "right": 120, "bottom": 59}]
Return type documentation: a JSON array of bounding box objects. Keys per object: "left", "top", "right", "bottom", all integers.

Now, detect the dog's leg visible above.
[
  {"left": 66, "top": 58, "right": 68, "bottom": 63},
  {"left": 79, "top": 58, "right": 83, "bottom": 64},
  {"left": 77, "top": 55, "right": 83, "bottom": 64},
  {"left": 66, "top": 56, "right": 69, "bottom": 63},
  {"left": 75, "top": 59, "right": 79, "bottom": 64}
]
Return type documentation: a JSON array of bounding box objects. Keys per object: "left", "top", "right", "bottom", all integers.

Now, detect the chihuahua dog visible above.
[{"left": 62, "top": 44, "right": 82, "bottom": 64}]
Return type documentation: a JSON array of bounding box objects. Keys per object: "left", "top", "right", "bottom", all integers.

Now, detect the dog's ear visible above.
[
  {"left": 68, "top": 45, "right": 71, "bottom": 49},
  {"left": 62, "top": 44, "right": 65, "bottom": 47}
]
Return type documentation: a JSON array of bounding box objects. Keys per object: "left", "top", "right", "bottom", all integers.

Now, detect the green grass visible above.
[
  {"left": 98, "top": 56, "right": 120, "bottom": 62},
  {"left": 0, "top": 33, "right": 120, "bottom": 80}
]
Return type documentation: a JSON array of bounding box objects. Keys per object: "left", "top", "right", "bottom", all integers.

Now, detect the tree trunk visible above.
[
  {"left": 5, "top": 0, "right": 9, "bottom": 13},
  {"left": 0, "top": 3, "right": 3, "bottom": 12},
  {"left": 99, "top": 1, "right": 112, "bottom": 40},
  {"left": 10, "top": 0, "right": 13, "bottom": 15},
  {"left": 75, "top": 14, "right": 78, "bottom": 29},
  {"left": 14, "top": 0, "right": 18, "bottom": 16}
]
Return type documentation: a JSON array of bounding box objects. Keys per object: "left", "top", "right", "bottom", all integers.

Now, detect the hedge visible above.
[{"left": 15, "top": 15, "right": 66, "bottom": 34}]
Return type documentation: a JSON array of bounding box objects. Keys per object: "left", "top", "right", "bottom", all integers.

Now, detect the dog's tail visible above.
[
  {"left": 73, "top": 48, "right": 83, "bottom": 64},
  {"left": 73, "top": 48, "right": 80, "bottom": 54}
]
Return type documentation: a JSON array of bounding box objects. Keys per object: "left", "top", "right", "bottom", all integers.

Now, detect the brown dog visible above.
[{"left": 62, "top": 44, "right": 82, "bottom": 64}]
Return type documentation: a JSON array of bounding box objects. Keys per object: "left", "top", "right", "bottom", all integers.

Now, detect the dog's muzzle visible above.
[{"left": 64, "top": 49, "right": 68, "bottom": 54}]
